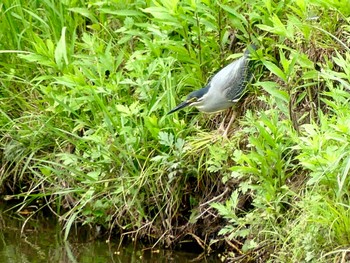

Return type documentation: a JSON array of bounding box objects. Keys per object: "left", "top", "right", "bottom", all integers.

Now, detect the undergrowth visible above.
[{"left": 1, "top": 0, "right": 350, "bottom": 261}]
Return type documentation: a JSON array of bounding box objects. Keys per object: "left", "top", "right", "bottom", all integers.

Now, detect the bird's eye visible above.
[{"left": 188, "top": 97, "right": 198, "bottom": 103}]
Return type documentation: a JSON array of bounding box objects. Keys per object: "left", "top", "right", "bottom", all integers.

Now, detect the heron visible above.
[{"left": 168, "top": 45, "right": 256, "bottom": 137}]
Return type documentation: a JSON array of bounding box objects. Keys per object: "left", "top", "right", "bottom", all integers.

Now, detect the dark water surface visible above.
[{"left": 0, "top": 204, "right": 221, "bottom": 263}]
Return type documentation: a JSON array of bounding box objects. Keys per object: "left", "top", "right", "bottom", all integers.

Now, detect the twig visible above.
[{"left": 199, "top": 187, "right": 230, "bottom": 207}]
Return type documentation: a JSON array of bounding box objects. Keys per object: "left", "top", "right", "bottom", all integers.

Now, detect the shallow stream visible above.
[{"left": 0, "top": 203, "right": 221, "bottom": 263}]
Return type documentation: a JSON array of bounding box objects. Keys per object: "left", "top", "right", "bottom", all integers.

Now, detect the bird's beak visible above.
[{"left": 167, "top": 101, "right": 190, "bottom": 115}]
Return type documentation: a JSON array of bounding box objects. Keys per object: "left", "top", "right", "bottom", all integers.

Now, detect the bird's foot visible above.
[{"left": 218, "top": 111, "right": 237, "bottom": 139}]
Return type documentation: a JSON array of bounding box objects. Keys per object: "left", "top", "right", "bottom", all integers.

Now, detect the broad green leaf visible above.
[
  {"left": 257, "top": 81, "right": 290, "bottom": 102},
  {"left": 262, "top": 61, "right": 286, "bottom": 81}
]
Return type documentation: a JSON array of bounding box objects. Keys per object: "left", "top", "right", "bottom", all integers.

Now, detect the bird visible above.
[{"left": 167, "top": 45, "right": 256, "bottom": 137}]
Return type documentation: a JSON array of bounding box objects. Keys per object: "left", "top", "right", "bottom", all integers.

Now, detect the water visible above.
[{"left": 0, "top": 204, "right": 221, "bottom": 263}]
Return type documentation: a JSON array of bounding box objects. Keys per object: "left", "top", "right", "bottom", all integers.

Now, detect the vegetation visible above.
[{"left": 1, "top": 0, "right": 350, "bottom": 261}]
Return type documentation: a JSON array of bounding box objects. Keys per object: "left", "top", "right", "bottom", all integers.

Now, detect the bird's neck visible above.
[{"left": 196, "top": 85, "right": 209, "bottom": 98}]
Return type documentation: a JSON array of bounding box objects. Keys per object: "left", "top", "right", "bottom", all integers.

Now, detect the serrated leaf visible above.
[
  {"left": 115, "top": 104, "right": 131, "bottom": 115},
  {"left": 158, "top": 131, "right": 174, "bottom": 147}
]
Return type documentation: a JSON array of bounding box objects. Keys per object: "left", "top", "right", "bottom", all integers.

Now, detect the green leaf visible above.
[
  {"left": 257, "top": 81, "right": 290, "bottom": 102},
  {"left": 141, "top": 7, "right": 179, "bottom": 24},
  {"left": 158, "top": 131, "right": 174, "bottom": 147},
  {"left": 115, "top": 104, "right": 131, "bottom": 115},
  {"left": 144, "top": 115, "right": 160, "bottom": 139},
  {"left": 55, "top": 27, "right": 68, "bottom": 69},
  {"left": 99, "top": 8, "right": 145, "bottom": 17},
  {"left": 271, "top": 14, "right": 294, "bottom": 40},
  {"left": 69, "top": 7, "right": 98, "bottom": 23},
  {"left": 262, "top": 61, "right": 286, "bottom": 81}
]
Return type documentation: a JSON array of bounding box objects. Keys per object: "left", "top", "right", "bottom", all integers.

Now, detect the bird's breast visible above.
[{"left": 195, "top": 96, "right": 235, "bottom": 113}]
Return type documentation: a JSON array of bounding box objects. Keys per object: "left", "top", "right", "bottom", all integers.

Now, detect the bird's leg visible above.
[
  {"left": 222, "top": 110, "right": 237, "bottom": 138},
  {"left": 218, "top": 111, "right": 228, "bottom": 133}
]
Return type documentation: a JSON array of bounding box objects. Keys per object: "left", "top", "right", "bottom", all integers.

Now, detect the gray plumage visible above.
[{"left": 168, "top": 45, "right": 255, "bottom": 115}]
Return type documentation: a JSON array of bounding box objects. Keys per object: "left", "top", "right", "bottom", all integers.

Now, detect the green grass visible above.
[{"left": 1, "top": 0, "right": 350, "bottom": 261}]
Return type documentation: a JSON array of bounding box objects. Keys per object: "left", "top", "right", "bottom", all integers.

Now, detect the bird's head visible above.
[{"left": 167, "top": 86, "right": 209, "bottom": 115}]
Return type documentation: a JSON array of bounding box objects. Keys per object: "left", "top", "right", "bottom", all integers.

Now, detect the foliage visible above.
[{"left": 1, "top": 0, "right": 350, "bottom": 262}]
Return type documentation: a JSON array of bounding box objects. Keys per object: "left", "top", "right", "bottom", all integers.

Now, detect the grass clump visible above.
[{"left": 1, "top": 0, "right": 350, "bottom": 261}]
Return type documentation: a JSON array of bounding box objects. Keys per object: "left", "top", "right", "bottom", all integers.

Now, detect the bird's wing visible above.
[{"left": 209, "top": 55, "right": 252, "bottom": 102}]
